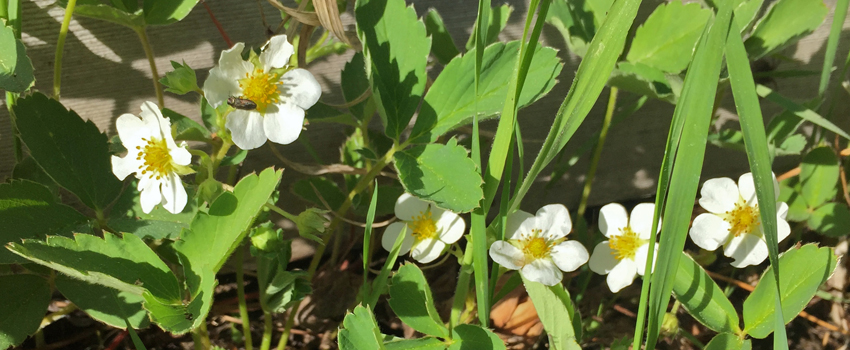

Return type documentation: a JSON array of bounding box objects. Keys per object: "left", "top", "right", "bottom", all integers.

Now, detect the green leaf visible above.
[
  {"left": 394, "top": 139, "right": 483, "bottom": 213},
  {"left": 7, "top": 232, "right": 182, "bottom": 301},
  {"left": 0, "top": 21, "right": 34, "bottom": 92},
  {"left": 13, "top": 93, "right": 123, "bottom": 211},
  {"left": 0, "top": 274, "right": 50, "bottom": 349},
  {"left": 521, "top": 277, "right": 581, "bottom": 350},
  {"left": 72, "top": 4, "right": 145, "bottom": 28},
  {"left": 608, "top": 62, "right": 678, "bottom": 102},
  {"left": 174, "top": 168, "right": 282, "bottom": 294},
  {"left": 384, "top": 337, "right": 447, "bottom": 350},
  {"left": 257, "top": 260, "right": 311, "bottom": 313},
  {"left": 160, "top": 60, "right": 200, "bottom": 96},
  {"left": 743, "top": 244, "right": 838, "bottom": 338},
  {"left": 464, "top": 5, "right": 513, "bottom": 51},
  {"left": 800, "top": 146, "right": 839, "bottom": 208},
  {"left": 730, "top": 0, "right": 764, "bottom": 33},
  {"left": 388, "top": 263, "right": 449, "bottom": 338},
  {"left": 108, "top": 180, "right": 198, "bottom": 240},
  {"left": 0, "top": 180, "right": 88, "bottom": 264},
  {"left": 545, "top": 0, "right": 613, "bottom": 57},
  {"left": 353, "top": 184, "right": 405, "bottom": 217},
  {"left": 410, "top": 41, "right": 562, "bottom": 142},
  {"left": 341, "top": 52, "right": 375, "bottom": 121},
  {"left": 625, "top": 1, "right": 711, "bottom": 73},
  {"left": 672, "top": 252, "right": 740, "bottom": 333},
  {"left": 142, "top": 272, "right": 215, "bottom": 333},
  {"left": 339, "top": 305, "right": 386, "bottom": 350},
  {"left": 778, "top": 182, "right": 810, "bottom": 222},
  {"left": 55, "top": 274, "right": 150, "bottom": 329},
  {"left": 294, "top": 208, "right": 330, "bottom": 244},
  {"left": 744, "top": 0, "right": 828, "bottom": 59},
  {"left": 808, "top": 202, "right": 850, "bottom": 237},
  {"left": 424, "top": 10, "right": 460, "bottom": 65},
  {"left": 448, "top": 324, "right": 505, "bottom": 350},
  {"left": 775, "top": 134, "right": 806, "bottom": 156},
  {"left": 292, "top": 177, "right": 346, "bottom": 211},
  {"left": 704, "top": 333, "right": 747, "bottom": 350},
  {"left": 355, "top": 0, "right": 430, "bottom": 139},
  {"left": 143, "top": 0, "right": 198, "bottom": 26},
  {"left": 161, "top": 108, "right": 211, "bottom": 142}
]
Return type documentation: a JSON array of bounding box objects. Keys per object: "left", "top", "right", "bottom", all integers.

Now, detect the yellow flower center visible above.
[
  {"left": 136, "top": 137, "right": 173, "bottom": 180},
  {"left": 238, "top": 69, "right": 281, "bottom": 113},
  {"left": 409, "top": 211, "right": 438, "bottom": 241},
  {"left": 522, "top": 231, "right": 552, "bottom": 259},
  {"left": 724, "top": 200, "right": 760, "bottom": 237},
  {"left": 609, "top": 227, "right": 644, "bottom": 261}
]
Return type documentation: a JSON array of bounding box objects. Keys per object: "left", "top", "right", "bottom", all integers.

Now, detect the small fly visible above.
[{"left": 227, "top": 96, "right": 258, "bottom": 110}]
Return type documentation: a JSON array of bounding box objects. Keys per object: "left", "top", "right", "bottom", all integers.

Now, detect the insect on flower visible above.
[{"left": 227, "top": 96, "right": 258, "bottom": 110}]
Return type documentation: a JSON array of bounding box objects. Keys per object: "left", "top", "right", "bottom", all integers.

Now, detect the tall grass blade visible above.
[
  {"left": 755, "top": 84, "right": 850, "bottom": 140},
  {"left": 359, "top": 182, "right": 379, "bottom": 305},
  {"left": 818, "top": 0, "right": 849, "bottom": 97}
]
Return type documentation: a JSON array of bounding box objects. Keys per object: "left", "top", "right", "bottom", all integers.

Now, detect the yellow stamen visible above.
[
  {"left": 520, "top": 229, "right": 553, "bottom": 259},
  {"left": 238, "top": 69, "right": 281, "bottom": 113},
  {"left": 609, "top": 227, "right": 644, "bottom": 260},
  {"left": 136, "top": 137, "right": 173, "bottom": 178},
  {"left": 409, "top": 211, "right": 438, "bottom": 241},
  {"left": 724, "top": 200, "right": 760, "bottom": 237}
]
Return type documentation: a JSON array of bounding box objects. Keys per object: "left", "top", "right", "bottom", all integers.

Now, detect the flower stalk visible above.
[
  {"left": 134, "top": 26, "right": 165, "bottom": 108},
  {"left": 234, "top": 248, "right": 253, "bottom": 350},
  {"left": 53, "top": 0, "right": 76, "bottom": 100}
]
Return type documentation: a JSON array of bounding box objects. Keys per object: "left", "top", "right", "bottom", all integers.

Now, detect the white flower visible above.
[
  {"left": 111, "top": 102, "right": 192, "bottom": 214},
  {"left": 381, "top": 194, "right": 466, "bottom": 264},
  {"left": 488, "top": 204, "right": 589, "bottom": 286},
  {"left": 689, "top": 173, "right": 790, "bottom": 268},
  {"left": 203, "top": 34, "right": 322, "bottom": 150},
  {"left": 589, "top": 203, "right": 659, "bottom": 293}
]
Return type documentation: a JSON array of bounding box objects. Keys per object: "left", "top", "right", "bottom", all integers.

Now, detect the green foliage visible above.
[
  {"left": 71, "top": 3, "right": 145, "bottom": 28},
  {"left": 294, "top": 208, "right": 329, "bottom": 244},
  {"left": 341, "top": 52, "right": 375, "bottom": 121},
  {"left": 409, "top": 41, "right": 562, "bottom": 142},
  {"left": 293, "top": 177, "right": 346, "bottom": 211},
  {"left": 808, "top": 203, "right": 850, "bottom": 237},
  {"left": 0, "top": 20, "right": 34, "bottom": 92},
  {"left": 55, "top": 275, "right": 150, "bottom": 329},
  {"left": 160, "top": 60, "right": 200, "bottom": 95},
  {"left": 388, "top": 264, "right": 449, "bottom": 338},
  {"left": 546, "top": 0, "right": 614, "bottom": 57},
  {"left": 13, "top": 93, "right": 123, "bottom": 211},
  {"left": 757, "top": 84, "right": 850, "bottom": 141},
  {"left": 108, "top": 180, "right": 198, "bottom": 240},
  {"left": 161, "top": 108, "right": 211, "bottom": 142},
  {"left": 339, "top": 305, "right": 386, "bottom": 350},
  {"left": 394, "top": 138, "right": 483, "bottom": 213},
  {"left": 424, "top": 10, "right": 460, "bottom": 65},
  {"left": 464, "top": 5, "right": 512, "bottom": 51},
  {"left": 626, "top": 2, "right": 711, "bottom": 73},
  {"left": 0, "top": 274, "right": 50, "bottom": 349},
  {"left": 0, "top": 180, "right": 88, "bottom": 264},
  {"left": 59, "top": 0, "right": 197, "bottom": 28},
  {"left": 743, "top": 244, "right": 838, "bottom": 338},
  {"left": 355, "top": 0, "right": 430, "bottom": 140},
  {"left": 672, "top": 252, "right": 740, "bottom": 333},
  {"left": 257, "top": 256, "right": 311, "bottom": 313},
  {"left": 730, "top": 0, "right": 764, "bottom": 34},
  {"left": 800, "top": 147, "right": 839, "bottom": 208},
  {"left": 448, "top": 325, "right": 505, "bottom": 350},
  {"left": 522, "top": 277, "right": 581, "bottom": 350},
  {"left": 143, "top": 0, "right": 199, "bottom": 26},
  {"left": 744, "top": 0, "right": 827, "bottom": 59},
  {"left": 704, "top": 333, "right": 750, "bottom": 350},
  {"left": 608, "top": 62, "right": 679, "bottom": 103},
  {"left": 384, "top": 337, "right": 446, "bottom": 350},
  {"left": 779, "top": 148, "right": 850, "bottom": 236}
]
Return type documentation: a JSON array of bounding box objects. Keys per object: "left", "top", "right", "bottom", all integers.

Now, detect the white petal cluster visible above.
[
  {"left": 689, "top": 173, "right": 790, "bottom": 268},
  {"left": 111, "top": 102, "right": 191, "bottom": 214},
  {"left": 203, "top": 35, "right": 322, "bottom": 150},
  {"left": 381, "top": 194, "right": 466, "bottom": 264},
  {"left": 589, "top": 203, "right": 659, "bottom": 293},
  {"left": 488, "top": 204, "right": 589, "bottom": 286}
]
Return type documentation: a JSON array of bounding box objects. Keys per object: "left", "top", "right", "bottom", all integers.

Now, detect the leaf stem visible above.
[
  {"left": 577, "top": 87, "right": 618, "bottom": 217},
  {"left": 260, "top": 312, "right": 273, "bottom": 350},
  {"left": 53, "top": 0, "right": 75, "bottom": 100},
  {"left": 191, "top": 322, "right": 212, "bottom": 350},
  {"left": 264, "top": 202, "right": 299, "bottom": 222},
  {"left": 235, "top": 247, "right": 254, "bottom": 350},
  {"left": 134, "top": 26, "right": 165, "bottom": 108}
]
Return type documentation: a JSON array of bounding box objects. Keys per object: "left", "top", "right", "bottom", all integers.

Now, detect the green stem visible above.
[
  {"left": 450, "top": 241, "right": 475, "bottom": 328},
  {"left": 134, "top": 26, "right": 165, "bottom": 108},
  {"left": 260, "top": 312, "right": 273, "bottom": 350},
  {"left": 191, "top": 322, "right": 211, "bottom": 350},
  {"left": 235, "top": 248, "right": 254, "bottom": 350},
  {"left": 34, "top": 329, "right": 45, "bottom": 348},
  {"left": 53, "top": 0, "right": 76, "bottom": 100},
  {"left": 0, "top": 0, "right": 8, "bottom": 20},
  {"left": 265, "top": 203, "right": 299, "bottom": 222},
  {"left": 6, "top": 92, "right": 21, "bottom": 163},
  {"left": 577, "top": 87, "right": 618, "bottom": 217}
]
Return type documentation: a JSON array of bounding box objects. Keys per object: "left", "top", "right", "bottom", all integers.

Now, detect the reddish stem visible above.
[
  {"left": 104, "top": 330, "right": 128, "bottom": 350},
  {"left": 201, "top": 0, "right": 234, "bottom": 48}
]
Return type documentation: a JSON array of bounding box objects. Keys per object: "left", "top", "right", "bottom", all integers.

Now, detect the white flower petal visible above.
[
  {"left": 218, "top": 43, "right": 250, "bottom": 76},
  {"left": 436, "top": 211, "right": 465, "bottom": 244},
  {"left": 411, "top": 238, "right": 446, "bottom": 264},
  {"left": 139, "top": 179, "right": 162, "bottom": 214},
  {"left": 115, "top": 113, "right": 151, "bottom": 149},
  {"left": 689, "top": 213, "right": 731, "bottom": 251},
  {"left": 160, "top": 173, "right": 187, "bottom": 214},
  {"left": 738, "top": 173, "right": 757, "bottom": 205},
  {"left": 599, "top": 203, "right": 629, "bottom": 238},
  {"left": 634, "top": 244, "right": 657, "bottom": 276},
  {"left": 111, "top": 155, "right": 140, "bottom": 181},
  {"left": 588, "top": 242, "right": 618, "bottom": 275},
  {"left": 394, "top": 193, "right": 430, "bottom": 221},
  {"left": 226, "top": 110, "right": 267, "bottom": 150},
  {"left": 260, "top": 35, "right": 293, "bottom": 71},
  {"left": 777, "top": 216, "right": 791, "bottom": 243},
  {"left": 489, "top": 241, "right": 524, "bottom": 270},
  {"left": 629, "top": 203, "right": 658, "bottom": 239},
  {"left": 699, "top": 177, "right": 739, "bottom": 214},
  {"left": 203, "top": 67, "right": 243, "bottom": 108},
  {"left": 606, "top": 260, "right": 638, "bottom": 293},
  {"left": 381, "top": 222, "right": 414, "bottom": 255},
  {"left": 550, "top": 240, "right": 589, "bottom": 272},
  {"left": 504, "top": 210, "right": 534, "bottom": 240},
  {"left": 725, "top": 233, "right": 768, "bottom": 268},
  {"left": 535, "top": 204, "right": 571, "bottom": 240},
  {"left": 521, "top": 259, "right": 562, "bottom": 286},
  {"left": 140, "top": 101, "right": 172, "bottom": 140},
  {"left": 281, "top": 68, "right": 322, "bottom": 110},
  {"left": 263, "top": 103, "right": 304, "bottom": 145},
  {"left": 777, "top": 201, "right": 789, "bottom": 220}
]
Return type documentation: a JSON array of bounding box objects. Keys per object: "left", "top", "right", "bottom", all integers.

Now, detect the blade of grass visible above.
[
  {"left": 359, "top": 181, "right": 379, "bottom": 304},
  {"left": 726, "top": 19, "right": 787, "bottom": 349},
  {"left": 509, "top": 0, "right": 642, "bottom": 212},
  {"left": 364, "top": 225, "right": 407, "bottom": 309},
  {"left": 755, "top": 84, "right": 850, "bottom": 140},
  {"left": 125, "top": 320, "right": 148, "bottom": 350},
  {"left": 818, "top": 0, "right": 849, "bottom": 97},
  {"left": 643, "top": 6, "right": 733, "bottom": 349}
]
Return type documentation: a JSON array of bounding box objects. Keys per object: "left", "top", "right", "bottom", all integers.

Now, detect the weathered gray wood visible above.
[{"left": 1, "top": 0, "right": 849, "bottom": 212}]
